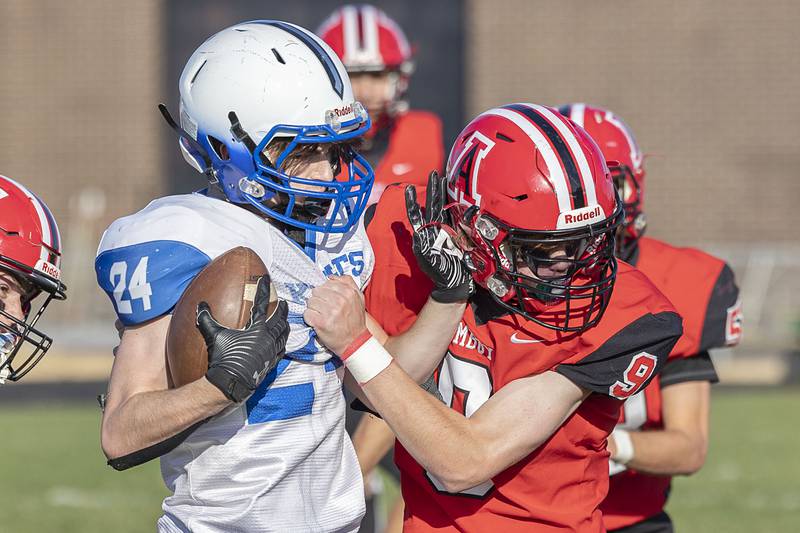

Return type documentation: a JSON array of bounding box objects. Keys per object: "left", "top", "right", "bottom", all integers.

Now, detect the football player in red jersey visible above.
[
  {"left": 318, "top": 4, "right": 444, "bottom": 204},
  {"left": 305, "top": 103, "right": 684, "bottom": 532},
  {"left": 0, "top": 174, "right": 67, "bottom": 384},
  {"left": 559, "top": 103, "right": 743, "bottom": 533}
]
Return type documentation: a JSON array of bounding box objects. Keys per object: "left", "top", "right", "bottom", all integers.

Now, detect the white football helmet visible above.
[{"left": 171, "top": 20, "right": 373, "bottom": 233}]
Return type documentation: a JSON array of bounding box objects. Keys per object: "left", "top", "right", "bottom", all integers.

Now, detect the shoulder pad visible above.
[
  {"left": 95, "top": 194, "right": 274, "bottom": 325},
  {"left": 96, "top": 239, "right": 210, "bottom": 326}
]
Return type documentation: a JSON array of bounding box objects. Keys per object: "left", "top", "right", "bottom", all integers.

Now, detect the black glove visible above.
[
  {"left": 197, "top": 276, "right": 290, "bottom": 403},
  {"left": 405, "top": 171, "right": 474, "bottom": 303}
]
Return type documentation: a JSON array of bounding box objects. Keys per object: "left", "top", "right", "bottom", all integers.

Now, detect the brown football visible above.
[{"left": 166, "top": 246, "right": 277, "bottom": 388}]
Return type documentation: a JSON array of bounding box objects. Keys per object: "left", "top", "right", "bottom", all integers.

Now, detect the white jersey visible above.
[{"left": 95, "top": 193, "right": 372, "bottom": 532}]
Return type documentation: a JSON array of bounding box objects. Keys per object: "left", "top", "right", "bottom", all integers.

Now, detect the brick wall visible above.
[
  {"left": 466, "top": 0, "right": 800, "bottom": 246},
  {"left": 0, "top": 1, "right": 164, "bottom": 330}
]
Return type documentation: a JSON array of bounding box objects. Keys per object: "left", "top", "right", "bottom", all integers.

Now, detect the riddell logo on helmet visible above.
[
  {"left": 35, "top": 259, "right": 61, "bottom": 280},
  {"left": 332, "top": 105, "right": 353, "bottom": 117},
  {"left": 557, "top": 205, "right": 606, "bottom": 230}
]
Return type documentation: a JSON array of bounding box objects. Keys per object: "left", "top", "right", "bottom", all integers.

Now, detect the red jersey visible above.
[
  {"left": 364, "top": 186, "right": 683, "bottom": 532},
  {"left": 363, "top": 110, "right": 444, "bottom": 204},
  {"left": 601, "top": 236, "right": 741, "bottom": 530}
]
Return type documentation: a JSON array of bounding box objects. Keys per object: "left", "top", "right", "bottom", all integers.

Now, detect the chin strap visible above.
[{"left": 158, "top": 104, "right": 223, "bottom": 191}]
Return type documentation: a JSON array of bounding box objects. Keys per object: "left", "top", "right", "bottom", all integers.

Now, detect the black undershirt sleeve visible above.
[{"left": 660, "top": 351, "right": 719, "bottom": 388}]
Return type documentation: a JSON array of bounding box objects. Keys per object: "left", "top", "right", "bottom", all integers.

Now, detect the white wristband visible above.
[
  {"left": 611, "top": 428, "right": 635, "bottom": 465},
  {"left": 344, "top": 336, "right": 393, "bottom": 385}
]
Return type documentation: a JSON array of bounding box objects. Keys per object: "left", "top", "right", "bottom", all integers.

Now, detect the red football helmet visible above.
[
  {"left": 317, "top": 4, "right": 413, "bottom": 116},
  {"left": 558, "top": 104, "right": 646, "bottom": 262},
  {"left": 446, "top": 104, "right": 623, "bottom": 332},
  {"left": 0, "top": 175, "right": 66, "bottom": 383}
]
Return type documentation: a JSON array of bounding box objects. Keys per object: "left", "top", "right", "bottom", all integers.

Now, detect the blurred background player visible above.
[
  {"left": 319, "top": 5, "right": 444, "bottom": 530},
  {"left": 0, "top": 175, "right": 67, "bottom": 385},
  {"left": 315, "top": 104, "right": 684, "bottom": 531},
  {"left": 559, "top": 103, "right": 743, "bottom": 533},
  {"left": 318, "top": 4, "right": 444, "bottom": 205}
]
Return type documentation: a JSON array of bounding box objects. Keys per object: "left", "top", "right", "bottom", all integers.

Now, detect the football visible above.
[{"left": 166, "top": 246, "right": 277, "bottom": 388}]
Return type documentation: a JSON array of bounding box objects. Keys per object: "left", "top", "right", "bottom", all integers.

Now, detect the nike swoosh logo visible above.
[
  {"left": 510, "top": 332, "right": 544, "bottom": 344},
  {"left": 392, "top": 163, "right": 414, "bottom": 175}
]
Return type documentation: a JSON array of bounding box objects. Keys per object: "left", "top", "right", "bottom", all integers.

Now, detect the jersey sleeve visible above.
[
  {"left": 95, "top": 239, "right": 210, "bottom": 326},
  {"left": 94, "top": 194, "right": 281, "bottom": 327},
  {"left": 555, "top": 311, "right": 683, "bottom": 399},
  {"left": 659, "top": 351, "right": 719, "bottom": 388},
  {"left": 699, "top": 263, "right": 742, "bottom": 350}
]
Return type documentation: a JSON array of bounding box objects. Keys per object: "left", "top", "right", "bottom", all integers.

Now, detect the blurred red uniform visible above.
[
  {"left": 556, "top": 103, "right": 743, "bottom": 532},
  {"left": 318, "top": 4, "right": 444, "bottom": 204},
  {"left": 364, "top": 185, "right": 684, "bottom": 532},
  {"left": 362, "top": 109, "right": 443, "bottom": 203},
  {"left": 601, "top": 236, "right": 741, "bottom": 530}
]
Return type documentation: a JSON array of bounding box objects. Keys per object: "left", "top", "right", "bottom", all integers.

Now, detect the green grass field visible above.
[
  {"left": 1, "top": 389, "right": 798, "bottom": 532},
  {"left": 666, "top": 388, "right": 800, "bottom": 532}
]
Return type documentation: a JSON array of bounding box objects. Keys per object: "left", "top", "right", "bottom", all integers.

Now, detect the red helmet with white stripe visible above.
[
  {"left": 446, "top": 104, "right": 623, "bottom": 332},
  {"left": 317, "top": 5, "right": 413, "bottom": 116},
  {"left": 558, "top": 104, "right": 646, "bottom": 262},
  {"left": 318, "top": 4, "right": 412, "bottom": 72},
  {"left": 0, "top": 175, "right": 66, "bottom": 383}
]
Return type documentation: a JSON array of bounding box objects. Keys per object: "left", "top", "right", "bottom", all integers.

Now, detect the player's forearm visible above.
[
  {"left": 101, "top": 377, "right": 230, "bottom": 459},
  {"left": 351, "top": 414, "right": 396, "bottom": 477},
  {"left": 382, "top": 298, "right": 465, "bottom": 383},
  {"left": 618, "top": 429, "right": 708, "bottom": 475},
  {"left": 360, "top": 362, "right": 491, "bottom": 493}
]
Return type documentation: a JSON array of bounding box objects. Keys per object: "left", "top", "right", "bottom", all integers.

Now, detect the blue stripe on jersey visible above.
[
  {"left": 247, "top": 358, "right": 315, "bottom": 423},
  {"left": 95, "top": 240, "right": 210, "bottom": 325},
  {"left": 256, "top": 20, "right": 344, "bottom": 98}
]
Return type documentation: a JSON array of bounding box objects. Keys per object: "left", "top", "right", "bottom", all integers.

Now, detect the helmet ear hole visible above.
[{"left": 207, "top": 136, "right": 230, "bottom": 161}]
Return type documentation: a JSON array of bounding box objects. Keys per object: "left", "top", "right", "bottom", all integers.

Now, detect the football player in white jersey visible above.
[{"left": 95, "top": 21, "right": 464, "bottom": 533}]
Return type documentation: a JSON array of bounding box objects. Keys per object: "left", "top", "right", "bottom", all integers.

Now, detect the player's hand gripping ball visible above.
[
  {"left": 197, "top": 276, "right": 289, "bottom": 403},
  {"left": 166, "top": 247, "right": 288, "bottom": 402}
]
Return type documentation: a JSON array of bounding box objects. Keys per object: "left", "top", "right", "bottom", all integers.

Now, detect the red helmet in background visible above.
[
  {"left": 318, "top": 4, "right": 414, "bottom": 116},
  {"left": 446, "top": 104, "right": 623, "bottom": 332},
  {"left": 0, "top": 175, "right": 66, "bottom": 383},
  {"left": 558, "top": 104, "right": 646, "bottom": 262}
]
